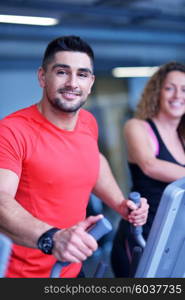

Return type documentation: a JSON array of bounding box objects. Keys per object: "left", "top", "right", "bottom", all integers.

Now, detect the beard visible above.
[
  {"left": 47, "top": 88, "right": 86, "bottom": 113},
  {"left": 49, "top": 97, "right": 86, "bottom": 113}
]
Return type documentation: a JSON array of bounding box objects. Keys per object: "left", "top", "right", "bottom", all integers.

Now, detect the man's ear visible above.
[{"left": 38, "top": 67, "right": 46, "bottom": 88}]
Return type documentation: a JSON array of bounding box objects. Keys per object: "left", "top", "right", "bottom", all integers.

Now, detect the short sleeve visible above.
[
  {"left": 90, "top": 113, "right": 99, "bottom": 141},
  {"left": 0, "top": 123, "right": 24, "bottom": 177},
  {"left": 80, "top": 109, "right": 99, "bottom": 141}
]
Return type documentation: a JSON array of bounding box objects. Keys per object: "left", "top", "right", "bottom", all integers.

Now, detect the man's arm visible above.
[
  {"left": 0, "top": 168, "right": 52, "bottom": 247},
  {"left": 0, "top": 168, "right": 101, "bottom": 263},
  {"left": 92, "top": 154, "right": 149, "bottom": 226}
]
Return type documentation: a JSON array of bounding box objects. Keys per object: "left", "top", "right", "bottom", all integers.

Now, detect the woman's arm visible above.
[{"left": 124, "top": 118, "right": 185, "bottom": 182}]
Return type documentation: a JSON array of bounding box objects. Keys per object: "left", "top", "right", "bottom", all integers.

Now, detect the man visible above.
[{"left": 0, "top": 36, "right": 148, "bottom": 278}]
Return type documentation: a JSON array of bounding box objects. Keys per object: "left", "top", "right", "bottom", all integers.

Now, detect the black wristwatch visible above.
[{"left": 37, "top": 227, "right": 60, "bottom": 254}]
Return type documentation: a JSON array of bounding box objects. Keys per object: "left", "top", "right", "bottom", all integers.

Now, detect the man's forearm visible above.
[
  {"left": 93, "top": 154, "right": 149, "bottom": 226},
  {"left": 92, "top": 153, "right": 126, "bottom": 214},
  {"left": 0, "top": 191, "right": 51, "bottom": 248}
]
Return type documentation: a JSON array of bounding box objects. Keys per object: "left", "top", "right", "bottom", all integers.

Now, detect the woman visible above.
[{"left": 111, "top": 61, "right": 185, "bottom": 277}]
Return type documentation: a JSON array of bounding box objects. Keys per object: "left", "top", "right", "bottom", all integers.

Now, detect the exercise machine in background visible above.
[
  {"left": 135, "top": 176, "right": 185, "bottom": 278},
  {"left": 0, "top": 233, "right": 12, "bottom": 278}
]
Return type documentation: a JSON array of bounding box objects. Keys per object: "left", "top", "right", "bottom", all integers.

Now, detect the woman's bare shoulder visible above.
[{"left": 124, "top": 118, "right": 147, "bottom": 132}]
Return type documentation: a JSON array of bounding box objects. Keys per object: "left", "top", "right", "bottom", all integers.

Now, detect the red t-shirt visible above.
[{"left": 0, "top": 104, "right": 100, "bottom": 277}]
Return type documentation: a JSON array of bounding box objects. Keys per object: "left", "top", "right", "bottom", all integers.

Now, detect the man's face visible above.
[{"left": 38, "top": 51, "right": 95, "bottom": 113}]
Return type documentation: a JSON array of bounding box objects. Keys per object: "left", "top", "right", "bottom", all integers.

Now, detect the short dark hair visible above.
[{"left": 42, "top": 35, "right": 94, "bottom": 70}]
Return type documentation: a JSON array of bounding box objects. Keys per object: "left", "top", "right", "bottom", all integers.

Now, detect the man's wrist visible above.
[{"left": 37, "top": 227, "right": 60, "bottom": 254}]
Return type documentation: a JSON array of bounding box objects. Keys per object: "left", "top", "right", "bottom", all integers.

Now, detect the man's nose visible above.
[{"left": 65, "top": 74, "right": 78, "bottom": 88}]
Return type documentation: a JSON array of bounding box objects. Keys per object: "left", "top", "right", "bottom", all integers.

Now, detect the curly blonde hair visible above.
[{"left": 135, "top": 61, "right": 185, "bottom": 142}]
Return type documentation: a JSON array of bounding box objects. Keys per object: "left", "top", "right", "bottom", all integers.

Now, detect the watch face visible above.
[
  {"left": 41, "top": 237, "right": 53, "bottom": 254},
  {"left": 37, "top": 228, "right": 60, "bottom": 255}
]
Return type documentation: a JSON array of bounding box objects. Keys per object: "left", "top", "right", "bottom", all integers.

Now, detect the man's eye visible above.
[
  {"left": 57, "top": 70, "right": 66, "bottom": 75},
  {"left": 79, "top": 73, "right": 88, "bottom": 78}
]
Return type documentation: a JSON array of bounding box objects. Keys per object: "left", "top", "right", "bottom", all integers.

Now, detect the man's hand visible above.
[
  {"left": 120, "top": 198, "right": 149, "bottom": 226},
  {"left": 52, "top": 214, "right": 103, "bottom": 263}
]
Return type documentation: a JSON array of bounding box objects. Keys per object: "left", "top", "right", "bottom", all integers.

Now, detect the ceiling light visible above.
[
  {"left": 0, "top": 14, "right": 58, "bottom": 26},
  {"left": 112, "top": 66, "right": 159, "bottom": 78}
]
